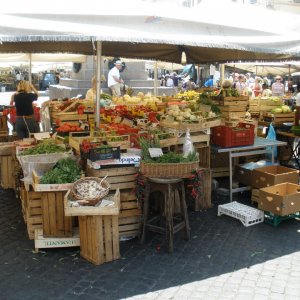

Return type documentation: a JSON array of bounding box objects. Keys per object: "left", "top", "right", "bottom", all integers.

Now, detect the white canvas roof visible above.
[{"left": 0, "top": 0, "right": 299, "bottom": 63}]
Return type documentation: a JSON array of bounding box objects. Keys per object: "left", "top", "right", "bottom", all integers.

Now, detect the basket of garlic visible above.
[{"left": 71, "top": 176, "right": 110, "bottom": 206}]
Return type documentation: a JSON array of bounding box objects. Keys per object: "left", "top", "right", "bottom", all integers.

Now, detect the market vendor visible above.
[
  {"left": 10, "top": 80, "right": 40, "bottom": 138},
  {"left": 107, "top": 60, "right": 124, "bottom": 97}
]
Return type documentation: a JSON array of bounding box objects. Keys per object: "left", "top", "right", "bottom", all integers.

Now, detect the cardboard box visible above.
[
  {"left": 252, "top": 165, "right": 299, "bottom": 189},
  {"left": 259, "top": 183, "right": 300, "bottom": 216},
  {"left": 234, "top": 165, "right": 252, "bottom": 186}
]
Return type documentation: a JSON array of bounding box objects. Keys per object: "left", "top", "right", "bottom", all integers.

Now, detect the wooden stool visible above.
[{"left": 140, "top": 177, "right": 190, "bottom": 253}]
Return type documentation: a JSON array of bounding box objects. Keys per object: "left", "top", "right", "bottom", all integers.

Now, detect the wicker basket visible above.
[
  {"left": 140, "top": 161, "right": 199, "bottom": 178},
  {"left": 71, "top": 177, "right": 110, "bottom": 206}
]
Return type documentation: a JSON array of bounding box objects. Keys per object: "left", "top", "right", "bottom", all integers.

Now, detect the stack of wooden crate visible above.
[
  {"left": 213, "top": 96, "right": 249, "bottom": 125},
  {"left": 0, "top": 142, "right": 16, "bottom": 189},
  {"left": 87, "top": 166, "right": 141, "bottom": 239},
  {"left": 0, "top": 115, "right": 9, "bottom": 141}
]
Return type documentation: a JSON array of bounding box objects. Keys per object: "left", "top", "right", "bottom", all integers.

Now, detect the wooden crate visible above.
[
  {"left": 213, "top": 96, "right": 249, "bottom": 106},
  {"left": 42, "top": 191, "right": 72, "bottom": 238},
  {"left": 220, "top": 105, "right": 247, "bottom": 112},
  {"left": 251, "top": 188, "right": 260, "bottom": 204},
  {"left": 79, "top": 214, "right": 120, "bottom": 265},
  {"left": 195, "top": 169, "right": 212, "bottom": 211},
  {"left": 51, "top": 111, "right": 88, "bottom": 123},
  {"left": 87, "top": 166, "right": 141, "bottom": 239},
  {"left": 0, "top": 155, "right": 16, "bottom": 189},
  {"left": 34, "top": 228, "right": 80, "bottom": 253},
  {"left": 212, "top": 167, "right": 229, "bottom": 178},
  {"left": 0, "top": 115, "right": 8, "bottom": 132},
  {"left": 263, "top": 112, "right": 295, "bottom": 125},
  {"left": 197, "top": 145, "right": 210, "bottom": 169},
  {"left": 178, "top": 131, "right": 210, "bottom": 146},
  {"left": 221, "top": 111, "right": 246, "bottom": 120},
  {"left": 20, "top": 186, "right": 43, "bottom": 240},
  {"left": 32, "top": 170, "right": 73, "bottom": 192},
  {"left": 69, "top": 132, "right": 131, "bottom": 154}
]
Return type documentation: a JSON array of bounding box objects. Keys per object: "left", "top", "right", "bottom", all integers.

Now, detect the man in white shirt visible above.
[{"left": 108, "top": 60, "right": 124, "bottom": 97}]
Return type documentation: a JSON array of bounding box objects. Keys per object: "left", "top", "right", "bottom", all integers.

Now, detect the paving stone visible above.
[{"left": 1, "top": 188, "right": 300, "bottom": 300}]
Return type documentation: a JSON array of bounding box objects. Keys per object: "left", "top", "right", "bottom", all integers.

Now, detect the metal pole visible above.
[
  {"left": 96, "top": 41, "right": 102, "bottom": 128},
  {"left": 220, "top": 64, "right": 225, "bottom": 85},
  {"left": 154, "top": 61, "right": 158, "bottom": 96},
  {"left": 29, "top": 53, "right": 32, "bottom": 84}
]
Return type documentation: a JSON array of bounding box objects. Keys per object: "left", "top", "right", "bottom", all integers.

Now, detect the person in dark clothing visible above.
[{"left": 10, "top": 80, "right": 40, "bottom": 138}]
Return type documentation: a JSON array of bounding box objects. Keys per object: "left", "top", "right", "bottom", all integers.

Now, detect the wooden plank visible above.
[
  {"left": 97, "top": 216, "right": 105, "bottom": 265},
  {"left": 34, "top": 228, "right": 80, "bottom": 253},
  {"left": 79, "top": 216, "right": 87, "bottom": 261},
  {"left": 121, "top": 201, "right": 139, "bottom": 210},
  {"left": 119, "top": 208, "right": 142, "bottom": 218},
  {"left": 42, "top": 193, "right": 50, "bottom": 237},
  {"left": 120, "top": 192, "right": 137, "bottom": 202},
  {"left": 110, "top": 181, "right": 136, "bottom": 190},
  {"left": 119, "top": 223, "right": 140, "bottom": 232},
  {"left": 48, "top": 192, "right": 57, "bottom": 236},
  {"left": 212, "top": 167, "right": 229, "bottom": 178},
  {"left": 86, "top": 217, "right": 93, "bottom": 262},
  {"left": 106, "top": 174, "right": 136, "bottom": 184},
  {"left": 119, "top": 216, "right": 140, "bottom": 225},
  {"left": 104, "top": 216, "right": 113, "bottom": 262},
  {"left": 112, "top": 216, "right": 120, "bottom": 260},
  {"left": 220, "top": 105, "right": 247, "bottom": 112},
  {"left": 87, "top": 166, "right": 138, "bottom": 177}
]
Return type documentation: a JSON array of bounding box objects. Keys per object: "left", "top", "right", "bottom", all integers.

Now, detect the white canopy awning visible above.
[
  {"left": 0, "top": 0, "right": 299, "bottom": 63},
  {"left": 0, "top": 53, "right": 87, "bottom": 63}
]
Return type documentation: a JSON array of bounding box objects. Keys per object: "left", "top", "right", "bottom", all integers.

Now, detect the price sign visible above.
[{"left": 149, "top": 148, "right": 163, "bottom": 158}]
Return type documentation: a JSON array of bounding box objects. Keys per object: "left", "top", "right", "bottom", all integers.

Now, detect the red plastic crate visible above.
[{"left": 212, "top": 123, "right": 255, "bottom": 147}]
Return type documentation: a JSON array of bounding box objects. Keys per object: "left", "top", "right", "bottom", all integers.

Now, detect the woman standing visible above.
[
  {"left": 271, "top": 76, "right": 285, "bottom": 97},
  {"left": 252, "top": 77, "right": 263, "bottom": 97},
  {"left": 10, "top": 80, "right": 40, "bottom": 138}
]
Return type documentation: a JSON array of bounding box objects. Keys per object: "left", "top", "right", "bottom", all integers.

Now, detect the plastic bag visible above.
[
  {"left": 265, "top": 123, "right": 277, "bottom": 160},
  {"left": 183, "top": 129, "right": 195, "bottom": 157}
]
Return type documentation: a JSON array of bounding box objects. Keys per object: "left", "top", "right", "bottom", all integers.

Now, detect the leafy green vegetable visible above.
[
  {"left": 21, "top": 140, "right": 66, "bottom": 156},
  {"left": 40, "top": 158, "right": 82, "bottom": 184},
  {"left": 143, "top": 151, "right": 198, "bottom": 164}
]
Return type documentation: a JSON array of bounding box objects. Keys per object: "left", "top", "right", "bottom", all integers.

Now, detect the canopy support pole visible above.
[
  {"left": 96, "top": 41, "right": 102, "bottom": 128},
  {"left": 220, "top": 64, "right": 225, "bottom": 85},
  {"left": 154, "top": 61, "right": 158, "bottom": 96},
  {"left": 29, "top": 53, "right": 32, "bottom": 84}
]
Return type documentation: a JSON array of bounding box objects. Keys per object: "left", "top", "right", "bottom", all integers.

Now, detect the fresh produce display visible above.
[
  {"left": 20, "top": 140, "right": 66, "bottom": 155},
  {"left": 40, "top": 158, "right": 82, "bottom": 184},
  {"left": 113, "top": 93, "right": 161, "bottom": 109},
  {"left": 72, "top": 177, "right": 109, "bottom": 205},
  {"left": 175, "top": 90, "right": 199, "bottom": 101},
  {"left": 162, "top": 105, "right": 217, "bottom": 123},
  {"left": 271, "top": 105, "right": 292, "bottom": 113},
  {"left": 56, "top": 123, "right": 83, "bottom": 133},
  {"left": 143, "top": 151, "right": 199, "bottom": 164}
]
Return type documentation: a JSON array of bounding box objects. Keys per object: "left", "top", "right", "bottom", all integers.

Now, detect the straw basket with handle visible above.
[{"left": 71, "top": 176, "right": 110, "bottom": 206}]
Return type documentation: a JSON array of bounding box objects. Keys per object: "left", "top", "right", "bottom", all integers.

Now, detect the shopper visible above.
[
  {"left": 10, "top": 80, "right": 40, "bottom": 138},
  {"left": 107, "top": 60, "right": 124, "bottom": 97},
  {"left": 235, "top": 74, "right": 246, "bottom": 95},
  {"left": 252, "top": 77, "right": 263, "bottom": 97},
  {"left": 271, "top": 75, "right": 285, "bottom": 96},
  {"left": 165, "top": 74, "right": 174, "bottom": 87},
  {"left": 204, "top": 75, "right": 214, "bottom": 87},
  {"left": 261, "top": 83, "right": 272, "bottom": 97}
]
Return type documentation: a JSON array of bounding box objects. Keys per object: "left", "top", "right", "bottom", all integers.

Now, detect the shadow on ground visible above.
[{"left": 0, "top": 186, "right": 299, "bottom": 300}]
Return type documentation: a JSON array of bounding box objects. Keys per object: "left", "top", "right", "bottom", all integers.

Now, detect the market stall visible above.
[{"left": 0, "top": 0, "right": 300, "bottom": 264}]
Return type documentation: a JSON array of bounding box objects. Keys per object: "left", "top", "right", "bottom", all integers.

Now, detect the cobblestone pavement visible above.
[{"left": 0, "top": 187, "right": 299, "bottom": 300}]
